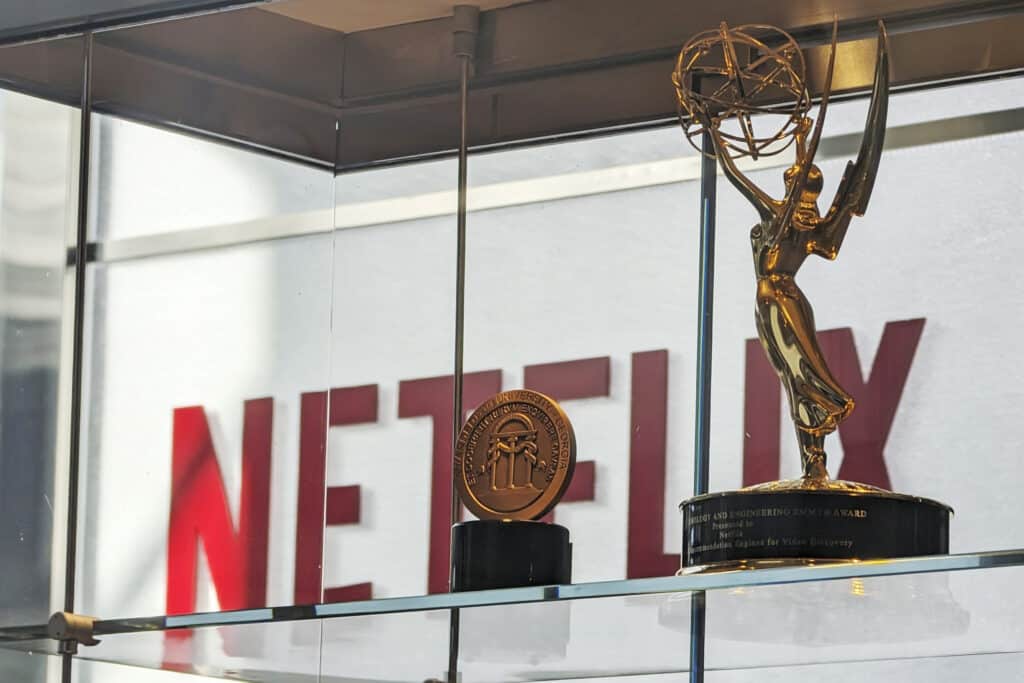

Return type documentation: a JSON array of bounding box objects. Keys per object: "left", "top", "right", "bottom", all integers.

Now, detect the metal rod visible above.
[
  {"left": 447, "top": 49, "right": 472, "bottom": 683},
  {"left": 692, "top": 129, "right": 716, "bottom": 496},
  {"left": 62, "top": 30, "right": 93, "bottom": 683},
  {"left": 451, "top": 52, "right": 470, "bottom": 557},
  {"left": 446, "top": 603, "right": 461, "bottom": 683},
  {"left": 688, "top": 126, "right": 717, "bottom": 683},
  {"left": 688, "top": 589, "right": 707, "bottom": 682}
]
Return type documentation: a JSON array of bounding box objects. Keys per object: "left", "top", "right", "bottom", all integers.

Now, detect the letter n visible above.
[{"left": 166, "top": 399, "right": 272, "bottom": 615}]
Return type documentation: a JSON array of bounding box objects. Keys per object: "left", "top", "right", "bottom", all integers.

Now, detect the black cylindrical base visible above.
[
  {"left": 451, "top": 520, "right": 571, "bottom": 591},
  {"left": 680, "top": 488, "right": 951, "bottom": 569}
]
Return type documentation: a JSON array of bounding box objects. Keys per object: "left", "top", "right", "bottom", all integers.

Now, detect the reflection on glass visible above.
[
  {"left": 0, "top": 89, "right": 77, "bottom": 632},
  {"left": 92, "top": 116, "right": 334, "bottom": 242},
  {"left": 708, "top": 86, "right": 1024, "bottom": 554},
  {"left": 704, "top": 573, "right": 968, "bottom": 646},
  {"left": 327, "top": 160, "right": 458, "bottom": 599},
  {"left": 461, "top": 130, "right": 701, "bottom": 586},
  {"left": 81, "top": 112, "right": 338, "bottom": 635},
  {"left": 461, "top": 602, "right": 571, "bottom": 664}
]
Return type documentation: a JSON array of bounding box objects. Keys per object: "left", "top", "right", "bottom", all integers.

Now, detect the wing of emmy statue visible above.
[{"left": 812, "top": 21, "right": 891, "bottom": 257}]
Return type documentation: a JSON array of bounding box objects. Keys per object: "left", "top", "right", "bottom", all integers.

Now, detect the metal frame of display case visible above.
[
  {"left": 4, "top": 2, "right": 1024, "bottom": 682},
  {"left": 61, "top": 30, "right": 93, "bottom": 683},
  {"left": 0, "top": 1, "right": 264, "bottom": 45}
]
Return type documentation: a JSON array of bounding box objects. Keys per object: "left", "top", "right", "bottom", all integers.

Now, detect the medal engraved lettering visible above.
[{"left": 453, "top": 389, "right": 576, "bottom": 521}]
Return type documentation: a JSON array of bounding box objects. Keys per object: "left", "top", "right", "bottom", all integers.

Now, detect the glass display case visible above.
[{"left": 2, "top": 1, "right": 1024, "bottom": 681}]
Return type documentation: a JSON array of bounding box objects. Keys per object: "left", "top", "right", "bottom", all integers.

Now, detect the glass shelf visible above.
[{"left": 1, "top": 549, "right": 1022, "bottom": 681}]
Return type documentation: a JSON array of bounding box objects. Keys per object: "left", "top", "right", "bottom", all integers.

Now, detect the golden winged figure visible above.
[{"left": 674, "top": 21, "right": 890, "bottom": 487}]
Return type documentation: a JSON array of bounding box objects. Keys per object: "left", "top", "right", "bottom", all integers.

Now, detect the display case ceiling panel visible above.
[
  {"left": 0, "top": 0, "right": 1023, "bottom": 168},
  {"left": 261, "top": 0, "right": 525, "bottom": 33},
  {"left": 0, "top": 0, "right": 256, "bottom": 44}
]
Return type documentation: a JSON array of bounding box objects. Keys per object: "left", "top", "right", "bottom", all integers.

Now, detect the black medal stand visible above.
[{"left": 451, "top": 519, "right": 572, "bottom": 591}]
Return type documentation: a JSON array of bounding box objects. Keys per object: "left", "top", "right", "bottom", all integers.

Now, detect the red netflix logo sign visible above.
[{"left": 166, "top": 319, "right": 923, "bottom": 615}]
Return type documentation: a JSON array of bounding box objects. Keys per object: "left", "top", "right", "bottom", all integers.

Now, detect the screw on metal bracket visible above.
[{"left": 47, "top": 612, "right": 99, "bottom": 655}]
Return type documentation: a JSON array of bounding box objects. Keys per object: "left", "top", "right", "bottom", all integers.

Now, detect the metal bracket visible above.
[
  {"left": 47, "top": 612, "right": 99, "bottom": 654},
  {"left": 453, "top": 5, "right": 480, "bottom": 60}
]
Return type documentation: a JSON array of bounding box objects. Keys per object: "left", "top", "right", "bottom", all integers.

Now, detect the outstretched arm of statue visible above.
[
  {"left": 706, "top": 125, "right": 777, "bottom": 222},
  {"left": 812, "top": 22, "right": 890, "bottom": 260}
]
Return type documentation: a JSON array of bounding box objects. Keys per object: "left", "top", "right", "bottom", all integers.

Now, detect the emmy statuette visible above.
[{"left": 673, "top": 21, "right": 951, "bottom": 570}]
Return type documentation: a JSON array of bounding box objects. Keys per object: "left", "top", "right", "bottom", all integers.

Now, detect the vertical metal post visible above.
[
  {"left": 688, "top": 589, "right": 707, "bottom": 683},
  {"left": 446, "top": 60, "right": 469, "bottom": 683},
  {"left": 688, "top": 127, "right": 717, "bottom": 683},
  {"left": 451, "top": 50, "right": 471, "bottom": 556},
  {"left": 448, "top": 7, "right": 478, "bottom": 683},
  {"left": 62, "top": 31, "right": 93, "bottom": 683},
  {"left": 692, "top": 127, "right": 716, "bottom": 495}
]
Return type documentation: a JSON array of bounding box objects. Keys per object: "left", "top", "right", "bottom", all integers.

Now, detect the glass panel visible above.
[
  {"left": 0, "top": 32, "right": 84, "bottom": 683},
  {"left": 456, "top": 594, "right": 689, "bottom": 682},
  {"left": 96, "top": 619, "right": 325, "bottom": 682},
  {"left": 823, "top": 76, "right": 1024, "bottom": 135},
  {"left": 92, "top": 114, "right": 333, "bottom": 242},
  {"left": 704, "top": 655, "right": 1024, "bottom": 682},
  {"left": 79, "top": 2, "right": 342, "bottom": 648},
  {"left": 74, "top": 659, "right": 231, "bottom": 683},
  {"left": 706, "top": 76, "right": 1024, "bottom": 552},
  {"left": 4, "top": 548, "right": 1005, "bottom": 631},
  {"left": 0, "top": 86, "right": 77, "bottom": 629},
  {"left": 0, "top": 35, "right": 83, "bottom": 108},
  {"left": 0, "top": 648, "right": 49, "bottom": 683},
  {"left": 9, "top": 621, "right": 326, "bottom": 682},
  {"left": 460, "top": 127, "right": 701, "bottom": 584},
  {"left": 0, "top": 63, "right": 81, "bottom": 641},
  {"left": 325, "top": 157, "right": 458, "bottom": 600},
  {"left": 702, "top": 569, "right": 1018, "bottom": 678},
  {"left": 3, "top": 610, "right": 451, "bottom": 683},
  {"left": 4, "top": 557, "right": 1024, "bottom": 681},
  {"left": 79, "top": 230, "right": 337, "bottom": 619},
  {"left": 89, "top": 3, "right": 340, "bottom": 170},
  {"left": 319, "top": 608, "right": 450, "bottom": 682}
]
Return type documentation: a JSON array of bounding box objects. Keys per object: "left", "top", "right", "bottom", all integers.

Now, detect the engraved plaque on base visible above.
[{"left": 681, "top": 488, "right": 950, "bottom": 568}]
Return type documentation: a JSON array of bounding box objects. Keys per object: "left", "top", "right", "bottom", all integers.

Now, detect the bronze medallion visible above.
[{"left": 454, "top": 390, "right": 576, "bottom": 521}]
